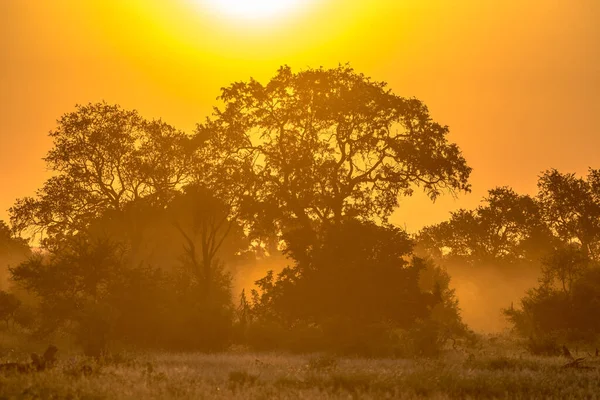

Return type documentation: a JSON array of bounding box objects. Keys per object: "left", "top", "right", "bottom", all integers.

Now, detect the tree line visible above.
[
  {"left": 417, "top": 169, "right": 600, "bottom": 352},
  {"left": 1, "top": 65, "right": 598, "bottom": 357}
]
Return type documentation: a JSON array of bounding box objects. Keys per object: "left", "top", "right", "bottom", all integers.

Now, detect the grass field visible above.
[{"left": 0, "top": 335, "right": 599, "bottom": 399}]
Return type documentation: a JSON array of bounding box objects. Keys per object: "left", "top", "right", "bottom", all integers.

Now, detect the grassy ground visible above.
[{"left": 0, "top": 335, "right": 599, "bottom": 399}]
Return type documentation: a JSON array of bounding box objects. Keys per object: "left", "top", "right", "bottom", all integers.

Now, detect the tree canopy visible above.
[
  {"left": 202, "top": 65, "right": 471, "bottom": 236},
  {"left": 418, "top": 187, "right": 553, "bottom": 267},
  {"left": 10, "top": 102, "right": 195, "bottom": 245},
  {"left": 537, "top": 168, "right": 600, "bottom": 260}
]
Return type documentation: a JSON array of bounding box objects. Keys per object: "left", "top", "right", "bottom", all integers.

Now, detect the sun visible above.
[{"left": 203, "top": 0, "right": 301, "bottom": 21}]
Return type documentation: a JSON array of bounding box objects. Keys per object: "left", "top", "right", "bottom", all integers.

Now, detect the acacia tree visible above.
[
  {"left": 10, "top": 102, "right": 195, "bottom": 245},
  {"left": 201, "top": 65, "right": 471, "bottom": 236}
]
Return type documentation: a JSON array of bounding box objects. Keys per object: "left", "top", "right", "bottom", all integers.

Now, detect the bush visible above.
[
  {"left": 11, "top": 236, "right": 235, "bottom": 355},
  {"left": 525, "top": 334, "right": 561, "bottom": 356},
  {"left": 506, "top": 246, "right": 600, "bottom": 344},
  {"left": 398, "top": 320, "right": 448, "bottom": 358},
  {"left": 245, "top": 219, "right": 466, "bottom": 357}
]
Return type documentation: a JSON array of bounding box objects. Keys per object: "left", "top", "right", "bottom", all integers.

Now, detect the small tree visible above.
[
  {"left": 0, "top": 220, "right": 30, "bottom": 289},
  {"left": 168, "top": 185, "right": 248, "bottom": 298}
]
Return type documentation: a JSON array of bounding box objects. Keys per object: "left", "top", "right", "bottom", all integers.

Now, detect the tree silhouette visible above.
[
  {"left": 248, "top": 219, "right": 465, "bottom": 355},
  {"left": 10, "top": 102, "right": 195, "bottom": 245},
  {"left": 505, "top": 245, "right": 600, "bottom": 341},
  {"left": 418, "top": 187, "right": 553, "bottom": 266},
  {"left": 201, "top": 65, "right": 471, "bottom": 236},
  {"left": 11, "top": 238, "right": 124, "bottom": 356},
  {"left": 168, "top": 185, "right": 248, "bottom": 297},
  {"left": 0, "top": 221, "right": 29, "bottom": 253},
  {"left": 256, "top": 220, "right": 423, "bottom": 325},
  {"left": 539, "top": 244, "right": 589, "bottom": 295},
  {"left": 0, "top": 220, "right": 30, "bottom": 289},
  {"left": 537, "top": 168, "right": 600, "bottom": 260},
  {"left": 4, "top": 67, "right": 476, "bottom": 356}
]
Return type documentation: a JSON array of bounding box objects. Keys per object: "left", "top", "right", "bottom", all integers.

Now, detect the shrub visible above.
[
  {"left": 506, "top": 246, "right": 600, "bottom": 344},
  {"left": 11, "top": 236, "right": 235, "bottom": 355},
  {"left": 525, "top": 334, "right": 561, "bottom": 356},
  {"left": 246, "top": 219, "right": 466, "bottom": 357},
  {"left": 398, "top": 319, "right": 448, "bottom": 358}
]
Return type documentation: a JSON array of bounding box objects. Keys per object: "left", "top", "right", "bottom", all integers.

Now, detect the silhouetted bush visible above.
[
  {"left": 398, "top": 319, "right": 449, "bottom": 358},
  {"left": 245, "top": 219, "right": 467, "bottom": 356},
  {"left": 157, "top": 263, "right": 234, "bottom": 352},
  {"left": 506, "top": 245, "right": 600, "bottom": 344},
  {"left": 524, "top": 335, "right": 562, "bottom": 356},
  {"left": 0, "top": 290, "right": 21, "bottom": 328},
  {"left": 11, "top": 236, "right": 235, "bottom": 356}
]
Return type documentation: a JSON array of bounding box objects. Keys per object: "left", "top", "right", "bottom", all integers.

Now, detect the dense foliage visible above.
[
  {"left": 4, "top": 65, "right": 600, "bottom": 358},
  {"left": 504, "top": 245, "right": 600, "bottom": 344},
  {"left": 242, "top": 220, "right": 466, "bottom": 356},
  {"left": 11, "top": 65, "right": 569, "bottom": 357},
  {"left": 201, "top": 64, "right": 471, "bottom": 237},
  {"left": 10, "top": 236, "right": 234, "bottom": 357},
  {"left": 417, "top": 170, "right": 600, "bottom": 339}
]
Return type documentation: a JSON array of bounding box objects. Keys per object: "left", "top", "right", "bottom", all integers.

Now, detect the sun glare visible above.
[{"left": 202, "top": 0, "right": 301, "bottom": 21}]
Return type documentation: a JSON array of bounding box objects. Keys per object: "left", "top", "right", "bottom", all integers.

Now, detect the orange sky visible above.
[{"left": 1, "top": 0, "right": 599, "bottom": 232}]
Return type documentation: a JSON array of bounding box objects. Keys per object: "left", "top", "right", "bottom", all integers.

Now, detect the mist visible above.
[{"left": 448, "top": 265, "right": 540, "bottom": 332}]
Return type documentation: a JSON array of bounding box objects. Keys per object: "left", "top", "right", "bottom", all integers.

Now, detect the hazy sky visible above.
[{"left": 1, "top": 0, "right": 599, "bottom": 231}]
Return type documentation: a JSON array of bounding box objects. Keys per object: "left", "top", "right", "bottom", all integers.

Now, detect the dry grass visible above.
[{"left": 0, "top": 336, "right": 599, "bottom": 399}]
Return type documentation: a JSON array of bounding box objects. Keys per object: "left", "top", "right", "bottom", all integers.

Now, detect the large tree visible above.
[
  {"left": 10, "top": 102, "right": 195, "bottom": 245},
  {"left": 201, "top": 65, "right": 471, "bottom": 236}
]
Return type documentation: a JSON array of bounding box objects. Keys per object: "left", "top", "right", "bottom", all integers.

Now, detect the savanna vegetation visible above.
[{"left": 2, "top": 65, "right": 600, "bottom": 398}]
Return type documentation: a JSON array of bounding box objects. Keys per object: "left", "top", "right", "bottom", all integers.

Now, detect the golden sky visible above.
[{"left": 1, "top": 0, "right": 599, "bottom": 232}]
